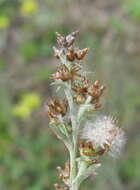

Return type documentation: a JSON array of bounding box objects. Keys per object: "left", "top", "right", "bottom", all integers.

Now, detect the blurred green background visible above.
[{"left": 0, "top": 0, "right": 140, "bottom": 189}]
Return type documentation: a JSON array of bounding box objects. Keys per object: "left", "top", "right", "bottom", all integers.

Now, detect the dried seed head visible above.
[
  {"left": 56, "top": 30, "right": 79, "bottom": 48},
  {"left": 52, "top": 64, "right": 81, "bottom": 82},
  {"left": 52, "top": 65, "right": 72, "bottom": 81},
  {"left": 73, "top": 78, "right": 89, "bottom": 94},
  {"left": 47, "top": 99, "right": 68, "bottom": 122},
  {"left": 75, "top": 48, "right": 89, "bottom": 60},
  {"left": 87, "top": 81, "right": 105, "bottom": 107}
]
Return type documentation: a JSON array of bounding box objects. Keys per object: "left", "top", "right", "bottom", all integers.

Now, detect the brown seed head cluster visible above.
[
  {"left": 88, "top": 80, "right": 106, "bottom": 109},
  {"left": 47, "top": 99, "right": 68, "bottom": 123},
  {"left": 47, "top": 31, "right": 105, "bottom": 121},
  {"left": 67, "top": 47, "right": 89, "bottom": 62},
  {"left": 53, "top": 31, "right": 88, "bottom": 61},
  {"left": 47, "top": 31, "right": 105, "bottom": 124},
  {"left": 73, "top": 78, "right": 105, "bottom": 108}
]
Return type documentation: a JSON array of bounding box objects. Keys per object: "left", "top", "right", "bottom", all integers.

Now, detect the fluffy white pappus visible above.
[
  {"left": 81, "top": 116, "right": 125, "bottom": 157},
  {"left": 109, "top": 128, "right": 126, "bottom": 157}
]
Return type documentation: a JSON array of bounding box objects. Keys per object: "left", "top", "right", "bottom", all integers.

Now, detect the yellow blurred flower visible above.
[
  {"left": 0, "top": 16, "right": 10, "bottom": 29},
  {"left": 21, "top": 0, "right": 38, "bottom": 15},
  {"left": 12, "top": 92, "right": 41, "bottom": 119},
  {"left": 22, "top": 93, "right": 41, "bottom": 110},
  {"left": 13, "top": 104, "right": 31, "bottom": 119}
]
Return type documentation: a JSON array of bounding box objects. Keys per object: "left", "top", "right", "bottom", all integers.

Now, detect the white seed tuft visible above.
[{"left": 81, "top": 116, "right": 125, "bottom": 157}]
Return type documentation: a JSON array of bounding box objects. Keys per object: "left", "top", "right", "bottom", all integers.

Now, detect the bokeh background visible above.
[{"left": 0, "top": 0, "right": 140, "bottom": 189}]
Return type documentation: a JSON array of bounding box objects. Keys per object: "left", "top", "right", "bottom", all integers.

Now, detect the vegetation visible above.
[{"left": 0, "top": 0, "right": 140, "bottom": 189}]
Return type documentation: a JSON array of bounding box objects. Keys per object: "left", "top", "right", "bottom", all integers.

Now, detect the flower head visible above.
[
  {"left": 56, "top": 31, "right": 79, "bottom": 49},
  {"left": 47, "top": 98, "right": 68, "bottom": 123},
  {"left": 52, "top": 64, "right": 81, "bottom": 82},
  {"left": 81, "top": 116, "right": 125, "bottom": 157}
]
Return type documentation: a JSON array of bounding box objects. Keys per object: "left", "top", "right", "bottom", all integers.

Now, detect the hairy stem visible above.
[
  {"left": 64, "top": 84, "right": 77, "bottom": 178},
  {"left": 64, "top": 81, "right": 79, "bottom": 190}
]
